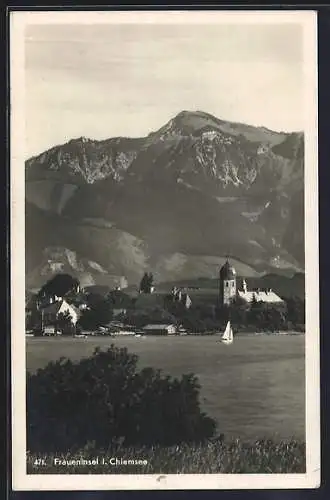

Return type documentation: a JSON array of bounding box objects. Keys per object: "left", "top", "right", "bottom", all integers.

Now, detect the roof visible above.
[
  {"left": 68, "top": 303, "right": 81, "bottom": 316},
  {"left": 220, "top": 260, "right": 236, "bottom": 280},
  {"left": 41, "top": 301, "right": 62, "bottom": 315},
  {"left": 41, "top": 299, "right": 80, "bottom": 315},
  {"left": 143, "top": 324, "right": 176, "bottom": 330},
  {"left": 184, "top": 294, "right": 192, "bottom": 307},
  {"left": 238, "top": 290, "right": 284, "bottom": 303}
]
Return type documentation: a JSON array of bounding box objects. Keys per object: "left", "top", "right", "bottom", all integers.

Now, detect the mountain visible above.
[{"left": 25, "top": 110, "right": 305, "bottom": 290}]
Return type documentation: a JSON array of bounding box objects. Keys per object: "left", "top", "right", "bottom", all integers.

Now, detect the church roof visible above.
[
  {"left": 238, "top": 290, "right": 284, "bottom": 304},
  {"left": 220, "top": 260, "right": 236, "bottom": 280}
]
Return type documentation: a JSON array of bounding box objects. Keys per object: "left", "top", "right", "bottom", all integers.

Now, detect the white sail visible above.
[
  {"left": 220, "top": 321, "right": 234, "bottom": 344},
  {"left": 222, "top": 321, "right": 231, "bottom": 340}
]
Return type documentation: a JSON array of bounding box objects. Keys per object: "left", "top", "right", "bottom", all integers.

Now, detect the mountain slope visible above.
[{"left": 25, "top": 111, "right": 304, "bottom": 288}]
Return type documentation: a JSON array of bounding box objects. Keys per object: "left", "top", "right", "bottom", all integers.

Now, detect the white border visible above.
[{"left": 10, "top": 10, "right": 320, "bottom": 491}]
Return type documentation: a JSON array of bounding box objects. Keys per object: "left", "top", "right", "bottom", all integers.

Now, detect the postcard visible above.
[{"left": 10, "top": 9, "right": 320, "bottom": 490}]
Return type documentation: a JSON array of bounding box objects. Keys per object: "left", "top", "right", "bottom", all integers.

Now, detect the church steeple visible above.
[{"left": 219, "top": 259, "right": 237, "bottom": 305}]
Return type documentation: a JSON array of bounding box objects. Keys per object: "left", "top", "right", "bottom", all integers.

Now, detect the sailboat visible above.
[{"left": 219, "top": 320, "right": 234, "bottom": 345}]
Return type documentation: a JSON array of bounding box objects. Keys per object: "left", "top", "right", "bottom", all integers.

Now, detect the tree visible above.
[
  {"left": 164, "top": 294, "right": 186, "bottom": 317},
  {"left": 25, "top": 309, "right": 34, "bottom": 331},
  {"left": 285, "top": 296, "right": 305, "bottom": 327},
  {"left": 78, "top": 293, "right": 113, "bottom": 330},
  {"left": 56, "top": 311, "right": 75, "bottom": 335},
  {"left": 38, "top": 274, "right": 80, "bottom": 300},
  {"left": 78, "top": 296, "right": 113, "bottom": 330},
  {"left": 139, "top": 273, "right": 148, "bottom": 293},
  {"left": 107, "top": 290, "right": 132, "bottom": 309},
  {"left": 139, "top": 272, "right": 154, "bottom": 293},
  {"left": 230, "top": 303, "right": 248, "bottom": 330},
  {"left": 248, "top": 297, "right": 266, "bottom": 330},
  {"left": 27, "top": 346, "right": 216, "bottom": 452},
  {"left": 65, "top": 290, "right": 86, "bottom": 307},
  {"left": 124, "top": 310, "right": 150, "bottom": 328},
  {"left": 233, "top": 295, "right": 247, "bottom": 307},
  {"left": 148, "top": 306, "right": 176, "bottom": 324},
  {"left": 148, "top": 272, "right": 154, "bottom": 289}
]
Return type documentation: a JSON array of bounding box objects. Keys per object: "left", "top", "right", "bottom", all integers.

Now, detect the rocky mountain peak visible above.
[{"left": 25, "top": 110, "right": 305, "bottom": 287}]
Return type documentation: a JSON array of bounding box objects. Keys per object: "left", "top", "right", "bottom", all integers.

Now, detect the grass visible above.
[
  {"left": 26, "top": 334, "right": 305, "bottom": 442},
  {"left": 27, "top": 439, "right": 305, "bottom": 474}
]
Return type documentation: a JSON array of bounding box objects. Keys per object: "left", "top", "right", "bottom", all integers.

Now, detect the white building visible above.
[
  {"left": 171, "top": 287, "right": 192, "bottom": 309},
  {"left": 219, "top": 261, "right": 284, "bottom": 306},
  {"left": 143, "top": 324, "right": 177, "bottom": 335},
  {"left": 238, "top": 282, "right": 284, "bottom": 305},
  {"left": 41, "top": 299, "right": 80, "bottom": 325}
]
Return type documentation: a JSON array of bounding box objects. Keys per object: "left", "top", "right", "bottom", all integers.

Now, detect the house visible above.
[
  {"left": 41, "top": 299, "right": 80, "bottom": 326},
  {"left": 78, "top": 302, "right": 89, "bottom": 311},
  {"left": 237, "top": 279, "right": 284, "bottom": 305},
  {"left": 43, "top": 325, "right": 58, "bottom": 336},
  {"left": 47, "top": 260, "right": 65, "bottom": 273},
  {"left": 143, "top": 324, "right": 177, "bottom": 336},
  {"left": 183, "top": 293, "right": 192, "bottom": 309},
  {"left": 171, "top": 287, "right": 192, "bottom": 309}
]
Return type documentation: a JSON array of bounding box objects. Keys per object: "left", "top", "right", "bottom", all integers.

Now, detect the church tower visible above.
[{"left": 219, "top": 260, "right": 237, "bottom": 306}]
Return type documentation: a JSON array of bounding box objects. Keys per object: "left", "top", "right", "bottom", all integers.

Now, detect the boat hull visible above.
[{"left": 220, "top": 339, "right": 233, "bottom": 345}]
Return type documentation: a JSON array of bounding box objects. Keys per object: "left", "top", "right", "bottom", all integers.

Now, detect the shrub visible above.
[{"left": 27, "top": 346, "right": 216, "bottom": 453}]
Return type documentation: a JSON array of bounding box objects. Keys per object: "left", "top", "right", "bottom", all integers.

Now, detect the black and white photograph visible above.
[{"left": 10, "top": 10, "right": 320, "bottom": 490}]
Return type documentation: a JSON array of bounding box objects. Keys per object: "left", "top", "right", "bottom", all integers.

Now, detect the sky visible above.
[{"left": 25, "top": 21, "right": 303, "bottom": 158}]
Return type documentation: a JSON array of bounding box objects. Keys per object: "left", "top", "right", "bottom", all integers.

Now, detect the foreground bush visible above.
[
  {"left": 27, "top": 346, "right": 216, "bottom": 453},
  {"left": 27, "top": 439, "right": 305, "bottom": 474}
]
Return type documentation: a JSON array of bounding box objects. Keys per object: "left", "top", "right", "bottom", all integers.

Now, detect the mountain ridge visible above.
[
  {"left": 26, "top": 109, "right": 302, "bottom": 163},
  {"left": 25, "top": 110, "right": 305, "bottom": 289}
]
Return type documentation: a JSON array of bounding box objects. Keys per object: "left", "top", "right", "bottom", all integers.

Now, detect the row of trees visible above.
[
  {"left": 163, "top": 294, "right": 305, "bottom": 333},
  {"left": 63, "top": 295, "right": 305, "bottom": 335},
  {"left": 27, "top": 270, "right": 305, "bottom": 334}
]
